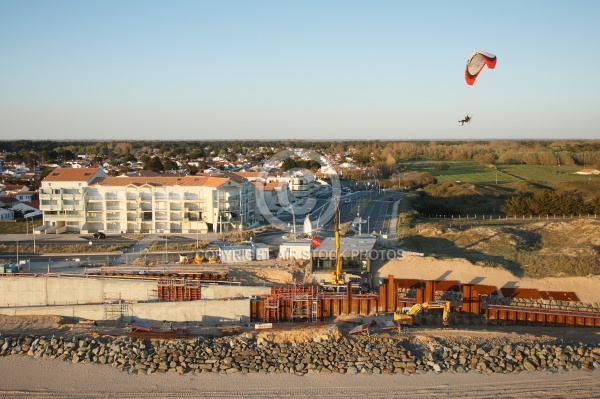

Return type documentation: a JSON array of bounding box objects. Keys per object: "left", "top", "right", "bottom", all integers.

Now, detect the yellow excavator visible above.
[
  {"left": 331, "top": 200, "right": 345, "bottom": 285},
  {"left": 178, "top": 253, "right": 206, "bottom": 264},
  {"left": 394, "top": 301, "right": 451, "bottom": 327}
]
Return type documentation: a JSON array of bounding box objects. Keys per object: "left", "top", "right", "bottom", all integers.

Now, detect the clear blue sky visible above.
[{"left": 1, "top": 1, "right": 598, "bottom": 140}]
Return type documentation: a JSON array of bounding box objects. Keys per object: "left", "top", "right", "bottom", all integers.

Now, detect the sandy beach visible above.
[
  {"left": 1, "top": 355, "right": 599, "bottom": 399},
  {"left": 1, "top": 255, "right": 599, "bottom": 399}
]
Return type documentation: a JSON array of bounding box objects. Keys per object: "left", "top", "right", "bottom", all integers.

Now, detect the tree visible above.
[
  {"left": 162, "top": 158, "right": 178, "bottom": 172},
  {"left": 144, "top": 156, "right": 164, "bottom": 173}
]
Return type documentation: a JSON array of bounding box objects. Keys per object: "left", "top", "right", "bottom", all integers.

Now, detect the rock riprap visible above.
[{"left": 1, "top": 333, "right": 599, "bottom": 375}]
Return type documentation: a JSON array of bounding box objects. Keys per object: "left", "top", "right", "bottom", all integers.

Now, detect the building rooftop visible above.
[
  {"left": 312, "top": 236, "right": 377, "bottom": 256},
  {"left": 43, "top": 167, "right": 103, "bottom": 182},
  {"left": 90, "top": 175, "right": 232, "bottom": 188}
]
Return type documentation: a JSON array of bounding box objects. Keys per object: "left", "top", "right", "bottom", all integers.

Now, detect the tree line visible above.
[{"left": 501, "top": 190, "right": 600, "bottom": 216}]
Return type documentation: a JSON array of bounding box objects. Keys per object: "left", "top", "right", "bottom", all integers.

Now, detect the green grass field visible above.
[{"left": 403, "top": 160, "right": 598, "bottom": 184}]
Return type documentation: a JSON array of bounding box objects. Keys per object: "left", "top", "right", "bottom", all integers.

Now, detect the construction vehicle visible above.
[
  {"left": 330, "top": 199, "right": 345, "bottom": 285},
  {"left": 178, "top": 253, "right": 206, "bottom": 264},
  {"left": 393, "top": 301, "right": 451, "bottom": 327}
]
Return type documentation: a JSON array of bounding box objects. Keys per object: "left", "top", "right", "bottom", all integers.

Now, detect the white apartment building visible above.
[{"left": 39, "top": 168, "right": 256, "bottom": 234}]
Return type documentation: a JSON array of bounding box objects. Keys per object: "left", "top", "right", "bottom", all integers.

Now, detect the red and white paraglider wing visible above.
[{"left": 465, "top": 51, "right": 497, "bottom": 86}]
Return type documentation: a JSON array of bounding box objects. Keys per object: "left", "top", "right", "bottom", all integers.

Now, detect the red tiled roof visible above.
[
  {"left": 251, "top": 181, "right": 287, "bottom": 191},
  {"left": 4, "top": 185, "right": 26, "bottom": 191},
  {"left": 233, "top": 172, "right": 264, "bottom": 178},
  {"left": 90, "top": 175, "right": 231, "bottom": 188},
  {"left": 43, "top": 167, "right": 103, "bottom": 182},
  {"left": 23, "top": 200, "right": 40, "bottom": 209}
]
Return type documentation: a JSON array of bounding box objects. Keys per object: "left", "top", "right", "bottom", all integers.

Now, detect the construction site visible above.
[{"left": 2, "top": 202, "right": 599, "bottom": 337}]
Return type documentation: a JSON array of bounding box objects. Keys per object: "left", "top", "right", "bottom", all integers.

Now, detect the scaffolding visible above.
[
  {"left": 265, "top": 285, "right": 318, "bottom": 323},
  {"left": 264, "top": 296, "right": 279, "bottom": 323},
  {"left": 103, "top": 293, "right": 130, "bottom": 325}
]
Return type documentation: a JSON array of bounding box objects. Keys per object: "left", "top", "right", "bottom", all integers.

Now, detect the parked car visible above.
[
  {"left": 93, "top": 232, "right": 106, "bottom": 239},
  {"left": 387, "top": 196, "right": 394, "bottom": 201}
]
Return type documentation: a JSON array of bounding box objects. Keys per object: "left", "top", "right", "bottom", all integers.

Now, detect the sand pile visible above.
[
  {"left": 378, "top": 255, "right": 600, "bottom": 304},
  {"left": 257, "top": 324, "right": 341, "bottom": 344},
  {"left": 0, "top": 315, "right": 71, "bottom": 335}
]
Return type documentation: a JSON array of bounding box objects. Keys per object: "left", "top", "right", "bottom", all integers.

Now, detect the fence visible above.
[{"left": 419, "top": 213, "right": 598, "bottom": 221}]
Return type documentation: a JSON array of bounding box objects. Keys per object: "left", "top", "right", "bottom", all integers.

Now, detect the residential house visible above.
[{"left": 0, "top": 208, "right": 14, "bottom": 220}]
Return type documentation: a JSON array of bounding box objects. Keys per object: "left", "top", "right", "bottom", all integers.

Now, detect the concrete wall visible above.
[
  {"left": 203, "top": 284, "right": 270, "bottom": 299},
  {"left": 0, "top": 276, "right": 155, "bottom": 307},
  {"left": 0, "top": 298, "right": 250, "bottom": 323},
  {"left": 0, "top": 276, "right": 271, "bottom": 307}
]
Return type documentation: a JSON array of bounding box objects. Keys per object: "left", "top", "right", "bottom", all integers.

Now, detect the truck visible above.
[{"left": 393, "top": 301, "right": 451, "bottom": 327}]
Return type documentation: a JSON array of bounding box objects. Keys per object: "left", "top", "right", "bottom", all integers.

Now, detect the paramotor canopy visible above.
[{"left": 465, "top": 51, "right": 496, "bottom": 86}]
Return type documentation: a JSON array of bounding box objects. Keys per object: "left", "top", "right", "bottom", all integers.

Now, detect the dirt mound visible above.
[
  {"left": 0, "top": 315, "right": 72, "bottom": 334},
  {"left": 258, "top": 324, "right": 341, "bottom": 344},
  {"left": 405, "top": 218, "right": 600, "bottom": 277}
]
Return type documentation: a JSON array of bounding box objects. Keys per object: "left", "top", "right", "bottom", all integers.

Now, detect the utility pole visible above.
[
  {"left": 358, "top": 204, "right": 361, "bottom": 236},
  {"left": 291, "top": 206, "right": 296, "bottom": 242}
]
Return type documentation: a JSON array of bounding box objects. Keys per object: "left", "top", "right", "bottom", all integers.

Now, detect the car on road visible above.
[
  {"left": 344, "top": 199, "right": 351, "bottom": 204},
  {"left": 387, "top": 196, "right": 394, "bottom": 201},
  {"left": 92, "top": 232, "right": 106, "bottom": 239}
]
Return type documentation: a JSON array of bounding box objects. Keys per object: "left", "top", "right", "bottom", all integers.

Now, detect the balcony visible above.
[
  {"left": 86, "top": 195, "right": 103, "bottom": 201},
  {"left": 61, "top": 205, "right": 81, "bottom": 211},
  {"left": 44, "top": 214, "right": 84, "bottom": 221},
  {"left": 106, "top": 205, "right": 122, "bottom": 211},
  {"left": 183, "top": 195, "right": 201, "bottom": 201}
]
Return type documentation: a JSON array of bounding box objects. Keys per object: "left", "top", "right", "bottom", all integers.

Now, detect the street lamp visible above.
[
  {"left": 368, "top": 216, "right": 370, "bottom": 235},
  {"left": 290, "top": 206, "right": 296, "bottom": 241},
  {"left": 26, "top": 216, "right": 35, "bottom": 252},
  {"left": 16, "top": 241, "right": 19, "bottom": 265},
  {"left": 357, "top": 204, "right": 361, "bottom": 236}
]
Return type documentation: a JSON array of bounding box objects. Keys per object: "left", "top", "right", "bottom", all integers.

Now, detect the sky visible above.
[{"left": 1, "top": 0, "right": 599, "bottom": 141}]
